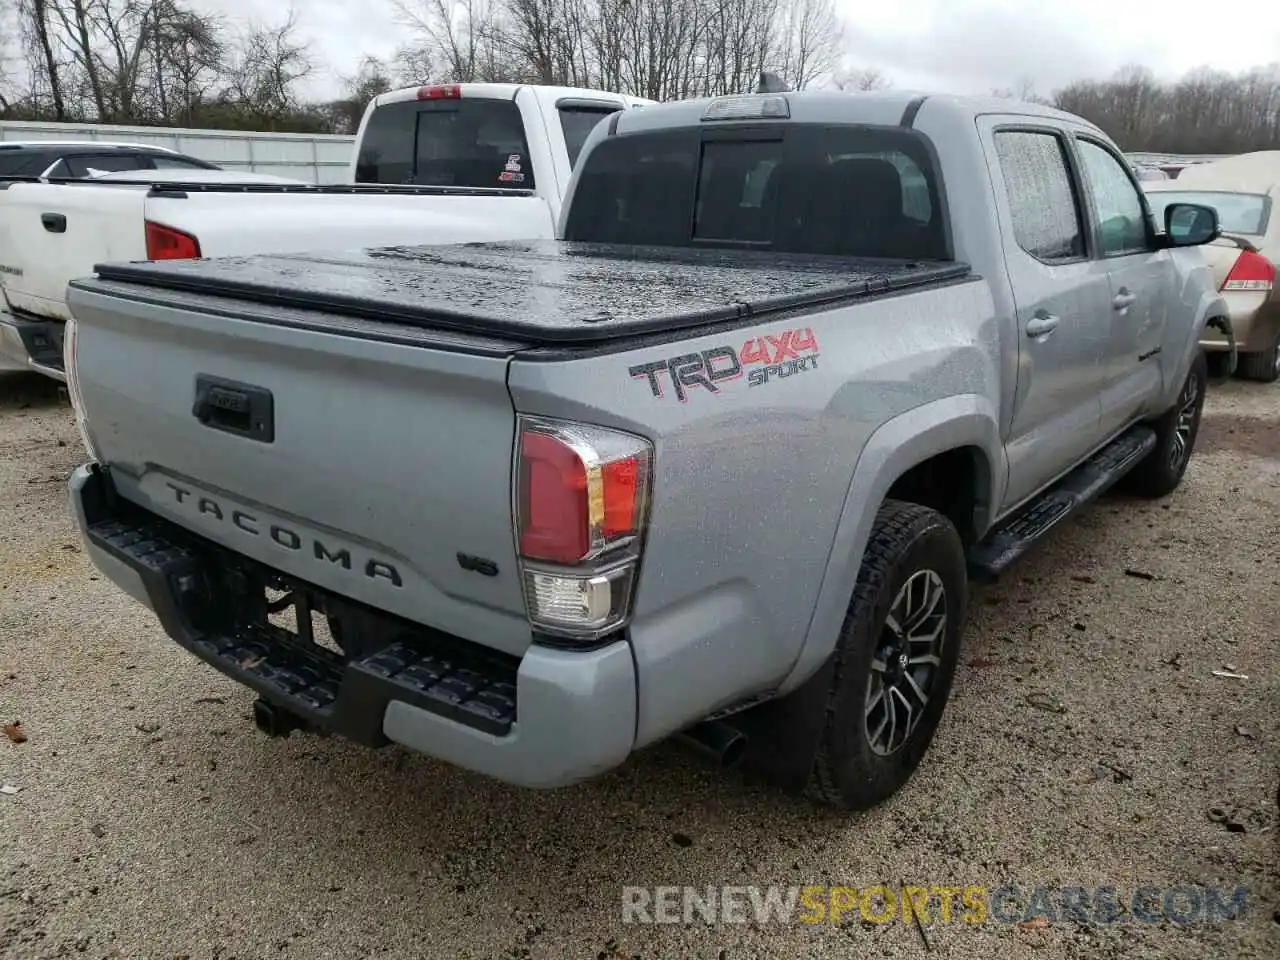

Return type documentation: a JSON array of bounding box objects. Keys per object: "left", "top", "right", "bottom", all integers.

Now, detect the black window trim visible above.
[
  {"left": 990, "top": 123, "right": 1091, "bottom": 267},
  {"left": 1071, "top": 133, "right": 1158, "bottom": 259}
]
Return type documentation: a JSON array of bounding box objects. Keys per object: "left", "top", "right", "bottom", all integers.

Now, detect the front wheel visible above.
[
  {"left": 1124, "top": 348, "right": 1208, "bottom": 499},
  {"left": 805, "top": 500, "right": 968, "bottom": 811}
]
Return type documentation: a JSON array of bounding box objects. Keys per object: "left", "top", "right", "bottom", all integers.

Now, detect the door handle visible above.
[
  {"left": 1113, "top": 290, "right": 1137, "bottom": 310},
  {"left": 40, "top": 212, "right": 67, "bottom": 234},
  {"left": 1025, "top": 313, "right": 1059, "bottom": 338}
]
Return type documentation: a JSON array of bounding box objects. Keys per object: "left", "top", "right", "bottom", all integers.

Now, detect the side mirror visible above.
[{"left": 1162, "top": 202, "right": 1220, "bottom": 247}]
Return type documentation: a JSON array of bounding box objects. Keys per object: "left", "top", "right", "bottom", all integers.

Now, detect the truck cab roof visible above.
[
  {"left": 608, "top": 89, "right": 1101, "bottom": 135},
  {"left": 370, "top": 82, "right": 656, "bottom": 109}
]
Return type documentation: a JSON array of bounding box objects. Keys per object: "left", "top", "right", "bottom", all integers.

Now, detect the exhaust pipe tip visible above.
[{"left": 675, "top": 720, "right": 749, "bottom": 768}]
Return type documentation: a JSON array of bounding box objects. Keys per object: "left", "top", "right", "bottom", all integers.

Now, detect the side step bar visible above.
[{"left": 968, "top": 426, "right": 1157, "bottom": 582}]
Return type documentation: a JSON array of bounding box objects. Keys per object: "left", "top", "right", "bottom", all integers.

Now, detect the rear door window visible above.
[
  {"left": 355, "top": 98, "right": 534, "bottom": 189},
  {"left": 564, "top": 123, "right": 948, "bottom": 259},
  {"left": 992, "top": 130, "right": 1086, "bottom": 262}
]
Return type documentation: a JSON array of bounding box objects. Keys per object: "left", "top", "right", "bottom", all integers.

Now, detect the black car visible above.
[{"left": 0, "top": 141, "right": 220, "bottom": 179}]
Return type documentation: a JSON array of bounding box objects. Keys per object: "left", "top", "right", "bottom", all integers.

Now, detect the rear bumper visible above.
[
  {"left": 69, "top": 462, "right": 637, "bottom": 788},
  {"left": 0, "top": 311, "right": 67, "bottom": 381}
]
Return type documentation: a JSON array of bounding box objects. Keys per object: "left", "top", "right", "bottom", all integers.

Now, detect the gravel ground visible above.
[{"left": 1, "top": 371, "right": 1277, "bottom": 960}]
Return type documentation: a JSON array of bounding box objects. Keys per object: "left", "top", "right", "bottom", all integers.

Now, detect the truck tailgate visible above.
[{"left": 67, "top": 280, "right": 535, "bottom": 656}]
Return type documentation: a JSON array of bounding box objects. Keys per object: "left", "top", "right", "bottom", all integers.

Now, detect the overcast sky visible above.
[{"left": 197, "top": 0, "right": 1280, "bottom": 101}]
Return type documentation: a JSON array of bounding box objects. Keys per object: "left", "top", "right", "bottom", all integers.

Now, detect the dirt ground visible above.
[{"left": 1, "top": 372, "right": 1277, "bottom": 960}]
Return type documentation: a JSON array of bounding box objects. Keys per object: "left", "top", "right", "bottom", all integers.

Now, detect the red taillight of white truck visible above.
[
  {"left": 1221, "top": 250, "right": 1275, "bottom": 292},
  {"left": 515, "top": 416, "right": 652, "bottom": 641},
  {"left": 144, "top": 221, "right": 202, "bottom": 260}
]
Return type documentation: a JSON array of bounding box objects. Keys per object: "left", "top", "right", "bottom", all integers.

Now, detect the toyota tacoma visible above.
[{"left": 64, "top": 91, "right": 1228, "bottom": 811}]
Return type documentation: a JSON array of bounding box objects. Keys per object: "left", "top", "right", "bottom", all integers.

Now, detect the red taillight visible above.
[
  {"left": 514, "top": 417, "right": 652, "bottom": 639},
  {"left": 519, "top": 431, "right": 591, "bottom": 564},
  {"left": 1221, "top": 250, "right": 1275, "bottom": 292},
  {"left": 602, "top": 458, "right": 641, "bottom": 538},
  {"left": 516, "top": 422, "right": 651, "bottom": 565},
  {"left": 144, "top": 221, "right": 201, "bottom": 260},
  {"left": 417, "top": 84, "right": 462, "bottom": 100}
]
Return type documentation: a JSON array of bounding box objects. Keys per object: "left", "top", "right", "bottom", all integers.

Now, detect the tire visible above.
[
  {"left": 805, "top": 500, "right": 968, "bottom": 812},
  {"left": 1205, "top": 351, "right": 1234, "bottom": 381},
  {"left": 1124, "top": 348, "right": 1208, "bottom": 499},
  {"left": 1235, "top": 332, "right": 1280, "bottom": 383}
]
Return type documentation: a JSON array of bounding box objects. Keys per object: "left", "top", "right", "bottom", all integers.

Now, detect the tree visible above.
[
  {"left": 1052, "top": 63, "right": 1280, "bottom": 152},
  {"left": 148, "top": 0, "right": 224, "bottom": 125},
  {"left": 832, "top": 66, "right": 889, "bottom": 92},
  {"left": 219, "top": 8, "right": 315, "bottom": 129},
  {"left": 991, "top": 76, "right": 1043, "bottom": 103},
  {"left": 773, "top": 0, "right": 840, "bottom": 90},
  {"left": 385, "top": 0, "right": 843, "bottom": 99},
  {"left": 329, "top": 55, "right": 393, "bottom": 134}
]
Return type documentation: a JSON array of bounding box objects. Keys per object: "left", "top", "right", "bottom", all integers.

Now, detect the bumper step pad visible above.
[{"left": 87, "top": 503, "right": 519, "bottom": 741}]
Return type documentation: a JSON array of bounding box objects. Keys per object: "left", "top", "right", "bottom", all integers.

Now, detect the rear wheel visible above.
[
  {"left": 1124, "top": 349, "right": 1207, "bottom": 499},
  {"left": 805, "top": 500, "right": 968, "bottom": 812},
  {"left": 1235, "top": 332, "right": 1280, "bottom": 383}
]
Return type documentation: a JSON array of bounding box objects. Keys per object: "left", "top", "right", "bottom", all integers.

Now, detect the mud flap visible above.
[
  {"left": 729, "top": 658, "right": 838, "bottom": 794},
  {"left": 1206, "top": 315, "right": 1237, "bottom": 380}
]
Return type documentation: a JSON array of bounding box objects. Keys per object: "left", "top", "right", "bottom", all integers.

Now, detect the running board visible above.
[{"left": 968, "top": 426, "right": 1157, "bottom": 582}]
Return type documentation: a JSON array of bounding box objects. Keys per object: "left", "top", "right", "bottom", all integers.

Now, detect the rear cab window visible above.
[
  {"left": 355, "top": 97, "right": 535, "bottom": 189},
  {"left": 563, "top": 123, "right": 948, "bottom": 260}
]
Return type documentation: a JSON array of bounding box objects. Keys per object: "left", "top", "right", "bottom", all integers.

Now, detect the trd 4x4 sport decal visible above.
[{"left": 628, "top": 327, "right": 820, "bottom": 402}]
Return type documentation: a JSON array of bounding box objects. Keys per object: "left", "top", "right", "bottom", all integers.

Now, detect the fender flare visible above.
[
  {"left": 776, "top": 394, "right": 1004, "bottom": 695},
  {"left": 1165, "top": 290, "right": 1233, "bottom": 403}
]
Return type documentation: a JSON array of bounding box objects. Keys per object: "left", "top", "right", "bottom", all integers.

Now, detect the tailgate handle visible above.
[
  {"left": 41, "top": 212, "right": 67, "bottom": 233},
  {"left": 193, "top": 375, "right": 274, "bottom": 443}
]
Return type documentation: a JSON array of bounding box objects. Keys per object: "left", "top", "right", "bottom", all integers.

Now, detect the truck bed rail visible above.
[{"left": 0, "top": 175, "right": 535, "bottom": 198}]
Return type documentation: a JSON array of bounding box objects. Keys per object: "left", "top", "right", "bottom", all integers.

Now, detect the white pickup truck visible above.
[{"left": 0, "top": 83, "right": 651, "bottom": 379}]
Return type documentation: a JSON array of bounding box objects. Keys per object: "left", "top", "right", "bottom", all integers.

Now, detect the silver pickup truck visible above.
[{"left": 64, "top": 91, "right": 1229, "bottom": 813}]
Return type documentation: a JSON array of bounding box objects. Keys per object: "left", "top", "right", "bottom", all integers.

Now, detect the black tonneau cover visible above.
[{"left": 90, "top": 239, "right": 972, "bottom": 344}]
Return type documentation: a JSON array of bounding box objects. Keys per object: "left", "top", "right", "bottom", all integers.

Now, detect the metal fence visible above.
[{"left": 0, "top": 120, "right": 356, "bottom": 183}]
